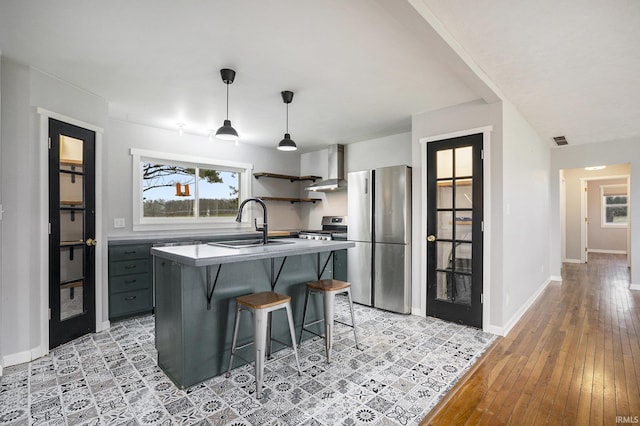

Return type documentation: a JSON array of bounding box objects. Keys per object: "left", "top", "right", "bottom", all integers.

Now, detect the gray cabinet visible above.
[{"left": 108, "top": 244, "right": 153, "bottom": 320}]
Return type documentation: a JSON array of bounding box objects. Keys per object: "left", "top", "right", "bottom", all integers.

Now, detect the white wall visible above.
[
  {"left": 298, "top": 133, "right": 412, "bottom": 230},
  {"left": 551, "top": 139, "right": 639, "bottom": 286},
  {"left": 501, "top": 100, "right": 551, "bottom": 326},
  {"left": 0, "top": 58, "right": 108, "bottom": 365},
  {"left": 412, "top": 99, "right": 504, "bottom": 330},
  {"left": 106, "top": 119, "right": 303, "bottom": 238},
  {"left": 412, "top": 98, "right": 551, "bottom": 335}
]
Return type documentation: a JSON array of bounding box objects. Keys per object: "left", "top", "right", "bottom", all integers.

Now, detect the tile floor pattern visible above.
[{"left": 0, "top": 301, "right": 495, "bottom": 425}]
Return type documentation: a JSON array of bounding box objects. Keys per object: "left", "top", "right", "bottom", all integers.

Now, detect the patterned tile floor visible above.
[{"left": 0, "top": 301, "right": 495, "bottom": 425}]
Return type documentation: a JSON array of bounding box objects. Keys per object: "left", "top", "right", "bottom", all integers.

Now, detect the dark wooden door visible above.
[
  {"left": 426, "top": 133, "right": 483, "bottom": 328},
  {"left": 49, "top": 118, "right": 96, "bottom": 349}
]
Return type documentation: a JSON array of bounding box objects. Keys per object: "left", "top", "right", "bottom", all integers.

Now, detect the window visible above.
[
  {"left": 131, "top": 149, "right": 252, "bottom": 230},
  {"left": 601, "top": 184, "right": 628, "bottom": 228}
]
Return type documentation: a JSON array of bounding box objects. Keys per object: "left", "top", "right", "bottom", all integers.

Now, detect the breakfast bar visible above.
[{"left": 151, "top": 238, "right": 354, "bottom": 388}]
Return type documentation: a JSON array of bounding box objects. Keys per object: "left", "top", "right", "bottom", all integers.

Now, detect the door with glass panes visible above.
[
  {"left": 49, "top": 118, "right": 96, "bottom": 349},
  {"left": 426, "top": 133, "right": 483, "bottom": 328}
]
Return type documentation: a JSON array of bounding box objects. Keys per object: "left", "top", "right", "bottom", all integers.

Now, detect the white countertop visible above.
[{"left": 150, "top": 238, "right": 354, "bottom": 267}]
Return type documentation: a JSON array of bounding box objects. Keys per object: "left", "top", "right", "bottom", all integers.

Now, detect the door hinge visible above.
[
  {"left": 481, "top": 293, "right": 484, "bottom": 304},
  {"left": 48, "top": 137, "right": 51, "bottom": 150},
  {"left": 481, "top": 149, "right": 484, "bottom": 160},
  {"left": 48, "top": 223, "right": 52, "bottom": 235},
  {"left": 48, "top": 308, "right": 51, "bottom": 320},
  {"left": 481, "top": 221, "right": 484, "bottom": 232},
  {"left": 585, "top": 247, "right": 588, "bottom": 252}
]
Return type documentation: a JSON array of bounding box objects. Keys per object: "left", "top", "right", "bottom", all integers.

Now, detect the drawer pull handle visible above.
[
  {"left": 124, "top": 296, "right": 137, "bottom": 301},
  {"left": 124, "top": 279, "right": 137, "bottom": 284},
  {"left": 124, "top": 251, "right": 137, "bottom": 254},
  {"left": 125, "top": 265, "right": 137, "bottom": 270}
]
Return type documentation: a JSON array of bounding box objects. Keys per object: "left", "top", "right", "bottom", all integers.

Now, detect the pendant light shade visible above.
[
  {"left": 277, "top": 90, "right": 297, "bottom": 151},
  {"left": 215, "top": 68, "right": 239, "bottom": 142}
]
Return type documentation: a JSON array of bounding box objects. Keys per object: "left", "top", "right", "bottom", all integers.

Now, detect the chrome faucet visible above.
[{"left": 235, "top": 197, "right": 268, "bottom": 244}]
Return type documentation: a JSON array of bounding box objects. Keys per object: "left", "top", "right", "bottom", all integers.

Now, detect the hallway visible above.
[{"left": 423, "top": 253, "right": 640, "bottom": 424}]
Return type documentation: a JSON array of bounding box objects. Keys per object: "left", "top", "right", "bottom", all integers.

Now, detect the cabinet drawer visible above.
[
  {"left": 109, "top": 244, "right": 150, "bottom": 261},
  {"left": 110, "top": 273, "right": 149, "bottom": 293},
  {"left": 110, "top": 258, "right": 149, "bottom": 276},
  {"left": 110, "top": 289, "right": 152, "bottom": 318}
]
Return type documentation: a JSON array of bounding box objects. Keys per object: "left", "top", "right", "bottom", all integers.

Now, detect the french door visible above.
[
  {"left": 49, "top": 118, "right": 96, "bottom": 349},
  {"left": 426, "top": 133, "right": 483, "bottom": 328}
]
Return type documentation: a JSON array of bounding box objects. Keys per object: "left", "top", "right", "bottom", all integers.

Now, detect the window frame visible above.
[
  {"left": 600, "top": 184, "right": 628, "bottom": 228},
  {"left": 131, "top": 148, "right": 253, "bottom": 231}
]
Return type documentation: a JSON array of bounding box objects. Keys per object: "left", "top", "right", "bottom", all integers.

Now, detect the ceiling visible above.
[{"left": 0, "top": 0, "right": 638, "bottom": 151}]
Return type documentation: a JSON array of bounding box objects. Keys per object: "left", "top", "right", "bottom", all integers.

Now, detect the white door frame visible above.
[
  {"left": 579, "top": 174, "right": 630, "bottom": 264},
  {"left": 419, "top": 125, "right": 493, "bottom": 332},
  {"left": 37, "top": 108, "right": 105, "bottom": 358}
]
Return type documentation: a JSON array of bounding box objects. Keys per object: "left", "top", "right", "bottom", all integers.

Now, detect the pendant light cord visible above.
[{"left": 226, "top": 84, "right": 230, "bottom": 120}]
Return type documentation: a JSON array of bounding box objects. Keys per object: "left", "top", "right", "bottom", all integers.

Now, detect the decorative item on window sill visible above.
[{"left": 175, "top": 183, "right": 191, "bottom": 197}]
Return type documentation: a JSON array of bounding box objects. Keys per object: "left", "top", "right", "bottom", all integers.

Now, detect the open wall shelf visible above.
[
  {"left": 253, "top": 172, "right": 322, "bottom": 182},
  {"left": 258, "top": 196, "right": 321, "bottom": 204}
]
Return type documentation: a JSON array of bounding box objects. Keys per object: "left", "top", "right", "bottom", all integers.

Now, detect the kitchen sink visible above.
[{"left": 207, "top": 239, "right": 295, "bottom": 249}]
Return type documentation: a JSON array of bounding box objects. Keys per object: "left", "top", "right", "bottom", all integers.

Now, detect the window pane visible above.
[
  {"left": 605, "top": 196, "right": 627, "bottom": 205},
  {"left": 198, "top": 168, "right": 240, "bottom": 217},
  {"left": 455, "top": 146, "right": 472, "bottom": 177},
  {"left": 606, "top": 206, "right": 627, "bottom": 224},
  {"left": 142, "top": 162, "right": 195, "bottom": 217},
  {"left": 437, "top": 149, "right": 453, "bottom": 179}
]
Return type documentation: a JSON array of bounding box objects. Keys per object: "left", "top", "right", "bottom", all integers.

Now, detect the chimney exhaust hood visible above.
[{"left": 306, "top": 144, "right": 346, "bottom": 192}]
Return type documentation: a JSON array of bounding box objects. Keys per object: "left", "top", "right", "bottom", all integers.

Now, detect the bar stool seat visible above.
[
  {"left": 226, "top": 291, "right": 301, "bottom": 399},
  {"left": 298, "top": 279, "right": 359, "bottom": 363}
]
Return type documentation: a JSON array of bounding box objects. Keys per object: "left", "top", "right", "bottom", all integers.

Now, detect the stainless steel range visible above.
[
  {"left": 299, "top": 216, "right": 348, "bottom": 281},
  {"left": 298, "top": 216, "right": 347, "bottom": 241}
]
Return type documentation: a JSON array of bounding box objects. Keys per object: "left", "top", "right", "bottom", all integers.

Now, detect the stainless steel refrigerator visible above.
[{"left": 347, "top": 165, "right": 411, "bottom": 314}]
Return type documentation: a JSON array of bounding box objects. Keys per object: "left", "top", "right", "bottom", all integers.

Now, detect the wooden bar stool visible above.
[
  {"left": 226, "top": 291, "right": 301, "bottom": 399},
  {"left": 298, "top": 279, "right": 359, "bottom": 363}
]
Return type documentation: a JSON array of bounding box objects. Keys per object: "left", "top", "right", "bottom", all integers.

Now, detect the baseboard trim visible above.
[
  {"left": 411, "top": 307, "right": 425, "bottom": 317},
  {"left": 564, "top": 258, "right": 582, "bottom": 264},
  {"left": 3, "top": 349, "right": 33, "bottom": 368},
  {"left": 99, "top": 320, "right": 111, "bottom": 332},
  {"left": 549, "top": 275, "right": 563, "bottom": 283},
  {"left": 494, "top": 276, "right": 553, "bottom": 337},
  {"left": 588, "top": 249, "right": 627, "bottom": 254},
  {"left": 630, "top": 284, "right": 640, "bottom": 291}
]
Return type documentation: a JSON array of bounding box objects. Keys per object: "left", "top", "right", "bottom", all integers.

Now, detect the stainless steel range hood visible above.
[{"left": 306, "top": 144, "right": 347, "bottom": 192}]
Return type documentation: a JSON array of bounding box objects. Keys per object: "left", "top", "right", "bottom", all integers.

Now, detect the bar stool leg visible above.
[
  {"left": 346, "top": 288, "right": 360, "bottom": 349},
  {"left": 324, "top": 290, "right": 336, "bottom": 363},
  {"left": 253, "top": 308, "right": 268, "bottom": 399},
  {"left": 298, "top": 287, "right": 311, "bottom": 346},
  {"left": 284, "top": 303, "right": 302, "bottom": 376},
  {"left": 266, "top": 312, "right": 273, "bottom": 359},
  {"left": 226, "top": 304, "right": 242, "bottom": 377}
]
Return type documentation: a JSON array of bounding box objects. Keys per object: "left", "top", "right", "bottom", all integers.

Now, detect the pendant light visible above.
[
  {"left": 277, "top": 90, "right": 297, "bottom": 151},
  {"left": 215, "top": 68, "right": 239, "bottom": 142}
]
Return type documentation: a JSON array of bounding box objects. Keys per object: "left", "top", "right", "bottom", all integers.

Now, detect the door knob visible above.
[
  {"left": 426, "top": 235, "right": 436, "bottom": 242},
  {"left": 86, "top": 238, "right": 97, "bottom": 246}
]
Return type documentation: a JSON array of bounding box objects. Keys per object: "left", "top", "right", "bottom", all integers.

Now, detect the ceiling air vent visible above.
[{"left": 553, "top": 136, "right": 568, "bottom": 146}]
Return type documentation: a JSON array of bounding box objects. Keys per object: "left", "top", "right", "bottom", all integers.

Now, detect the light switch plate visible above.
[{"left": 114, "top": 218, "right": 126, "bottom": 228}]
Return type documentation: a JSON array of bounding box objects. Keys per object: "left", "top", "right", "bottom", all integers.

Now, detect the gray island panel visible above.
[{"left": 152, "top": 238, "right": 354, "bottom": 388}]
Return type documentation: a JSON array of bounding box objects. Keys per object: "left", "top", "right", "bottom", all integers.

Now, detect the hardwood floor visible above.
[{"left": 421, "top": 253, "right": 640, "bottom": 425}]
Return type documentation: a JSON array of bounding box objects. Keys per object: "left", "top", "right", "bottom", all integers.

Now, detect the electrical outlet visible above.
[{"left": 114, "top": 218, "right": 126, "bottom": 228}]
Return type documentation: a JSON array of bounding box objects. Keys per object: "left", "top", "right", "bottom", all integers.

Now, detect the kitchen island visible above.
[{"left": 151, "top": 238, "right": 354, "bottom": 388}]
